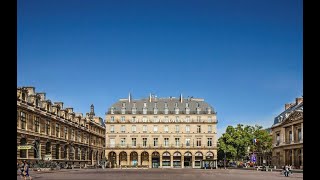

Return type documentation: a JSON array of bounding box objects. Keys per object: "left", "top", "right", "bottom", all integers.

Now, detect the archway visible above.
[
  {"left": 119, "top": 151, "right": 127, "bottom": 166},
  {"left": 204, "top": 151, "right": 214, "bottom": 169},
  {"left": 108, "top": 151, "right": 117, "bottom": 168},
  {"left": 184, "top": 152, "right": 192, "bottom": 168},
  {"left": 195, "top": 152, "right": 203, "bottom": 168},
  {"left": 20, "top": 138, "right": 27, "bottom": 158},
  {"left": 141, "top": 151, "right": 149, "bottom": 166},
  {"left": 162, "top": 151, "right": 171, "bottom": 167},
  {"left": 152, "top": 151, "right": 160, "bottom": 168},
  {"left": 130, "top": 151, "right": 138, "bottom": 166},
  {"left": 173, "top": 151, "right": 181, "bottom": 168}
]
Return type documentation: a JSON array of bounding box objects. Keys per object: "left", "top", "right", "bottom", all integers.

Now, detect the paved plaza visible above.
[{"left": 21, "top": 168, "right": 303, "bottom": 180}]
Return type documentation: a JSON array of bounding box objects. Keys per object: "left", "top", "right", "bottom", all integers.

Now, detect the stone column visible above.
[
  {"left": 301, "top": 123, "right": 303, "bottom": 142},
  {"left": 292, "top": 149, "right": 295, "bottom": 167},
  {"left": 170, "top": 155, "right": 173, "bottom": 168},
  {"left": 301, "top": 148, "right": 303, "bottom": 168},
  {"left": 138, "top": 155, "right": 141, "bottom": 166},
  {"left": 291, "top": 125, "right": 294, "bottom": 143},
  {"left": 149, "top": 155, "right": 152, "bottom": 168},
  {"left": 181, "top": 156, "right": 184, "bottom": 168},
  {"left": 192, "top": 155, "right": 195, "bottom": 168},
  {"left": 116, "top": 154, "right": 120, "bottom": 168},
  {"left": 159, "top": 155, "right": 162, "bottom": 168}
]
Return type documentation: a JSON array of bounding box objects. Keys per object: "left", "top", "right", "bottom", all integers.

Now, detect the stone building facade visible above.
[
  {"left": 271, "top": 97, "right": 303, "bottom": 169},
  {"left": 105, "top": 94, "right": 218, "bottom": 168},
  {"left": 17, "top": 86, "right": 105, "bottom": 167}
]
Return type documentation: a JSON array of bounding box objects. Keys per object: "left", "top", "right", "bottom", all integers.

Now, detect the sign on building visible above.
[{"left": 17, "top": 145, "right": 32, "bottom": 150}]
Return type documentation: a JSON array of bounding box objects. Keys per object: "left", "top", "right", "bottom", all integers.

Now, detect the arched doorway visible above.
[
  {"left": 108, "top": 151, "right": 117, "bottom": 168},
  {"left": 119, "top": 151, "right": 127, "bottom": 166},
  {"left": 195, "top": 152, "right": 203, "bottom": 168},
  {"left": 162, "top": 152, "right": 171, "bottom": 167},
  {"left": 130, "top": 151, "right": 138, "bottom": 166},
  {"left": 184, "top": 152, "right": 192, "bottom": 168},
  {"left": 141, "top": 151, "right": 149, "bottom": 166},
  {"left": 55, "top": 144, "right": 60, "bottom": 159},
  {"left": 203, "top": 151, "right": 214, "bottom": 169},
  {"left": 152, "top": 151, "right": 160, "bottom": 168},
  {"left": 34, "top": 140, "right": 40, "bottom": 159},
  {"left": 173, "top": 151, "right": 181, "bottom": 168},
  {"left": 20, "top": 138, "right": 27, "bottom": 158}
]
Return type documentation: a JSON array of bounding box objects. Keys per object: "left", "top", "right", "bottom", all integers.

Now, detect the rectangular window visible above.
[
  {"left": 175, "top": 125, "right": 179, "bottom": 133},
  {"left": 153, "top": 116, "right": 159, "bottom": 122},
  {"left": 121, "top": 116, "right": 125, "bottom": 122},
  {"left": 175, "top": 138, "right": 180, "bottom": 147},
  {"left": 132, "top": 125, "right": 136, "bottom": 133},
  {"left": 77, "top": 130, "right": 81, "bottom": 142},
  {"left": 34, "top": 116, "right": 40, "bottom": 133},
  {"left": 298, "top": 129, "right": 302, "bottom": 141},
  {"left": 186, "top": 108, "right": 190, "bottom": 114},
  {"left": 154, "top": 108, "right": 158, "bottom": 114},
  {"left": 143, "top": 108, "right": 147, "bottom": 114},
  {"left": 46, "top": 120, "right": 50, "bottom": 135},
  {"left": 20, "top": 112, "right": 26, "bottom": 129},
  {"left": 164, "top": 108, "right": 168, "bottom": 114},
  {"left": 208, "top": 125, "right": 212, "bottom": 133},
  {"left": 121, "top": 108, "right": 125, "bottom": 114},
  {"left": 164, "top": 138, "right": 169, "bottom": 147},
  {"left": 142, "top": 117, "right": 147, "bottom": 122},
  {"left": 197, "top": 138, "right": 201, "bottom": 147},
  {"left": 197, "top": 125, "right": 201, "bottom": 133},
  {"left": 175, "top": 109, "right": 179, "bottom": 114},
  {"left": 121, "top": 125, "right": 125, "bottom": 133},
  {"left": 164, "top": 116, "right": 169, "bottom": 122},
  {"left": 64, "top": 127, "right": 68, "bottom": 139},
  {"left": 153, "top": 138, "right": 158, "bottom": 147},
  {"left": 208, "top": 117, "right": 212, "bottom": 122},
  {"left": 289, "top": 131, "right": 292, "bottom": 142},
  {"left": 185, "top": 117, "right": 190, "bottom": 122},
  {"left": 186, "top": 138, "right": 190, "bottom": 147},
  {"left": 186, "top": 125, "right": 190, "bottom": 133},
  {"left": 121, "top": 138, "right": 126, "bottom": 147},
  {"left": 143, "top": 138, "right": 147, "bottom": 147},
  {"left": 84, "top": 133, "right": 87, "bottom": 143},
  {"left": 143, "top": 125, "right": 147, "bottom": 133},
  {"left": 132, "top": 138, "right": 136, "bottom": 147},
  {"left": 56, "top": 123, "right": 60, "bottom": 137},
  {"left": 164, "top": 125, "right": 169, "bottom": 133},
  {"left": 110, "top": 125, "right": 114, "bottom": 133},
  {"left": 276, "top": 133, "right": 280, "bottom": 145},
  {"left": 110, "top": 116, "right": 114, "bottom": 122},
  {"left": 71, "top": 129, "right": 74, "bottom": 141},
  {"left": 153, "top": 125, "right": 158, "bottom": 132},
  {"left": 197, "top": 116, "right": 201, "bottom": 122},
  {"left": 110, "top": 139, "right": 115, "bottom": 148},
  {"left": 132, "top": 108, "right": 136, "bottom": 114},
  {"left": 207, "top": 138, "right": 212, "bottom": 147}
]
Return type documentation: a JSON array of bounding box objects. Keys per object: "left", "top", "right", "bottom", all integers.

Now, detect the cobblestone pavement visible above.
[{"left": 21, "top": 168, "right": 303, "bottom": 180}]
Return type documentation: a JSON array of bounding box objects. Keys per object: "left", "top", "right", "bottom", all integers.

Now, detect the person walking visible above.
[
  {"left": 284, "top": 165, "right": 289, "bottom": 177},
  {"left": 20, "top": 161, "right": 25, "bottom": 180},
  {"left": 23, "top": 160, "right": 32, "bottom": 180}
]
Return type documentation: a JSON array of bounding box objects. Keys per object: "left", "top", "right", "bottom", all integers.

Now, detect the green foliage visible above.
[{"left": 217, "top": 124, "right": 272, "bottom": 161}]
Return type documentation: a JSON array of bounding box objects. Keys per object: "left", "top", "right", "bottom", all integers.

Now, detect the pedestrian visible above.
[
  {"left": 20, "top": 161, "right": 25, "bottom": 180},
  {"left": 289, "top": 165, "right": 293, "bottom": 175},
  {"left": 23, "top": 160, "right": 32, "bottom": 180},
  {"left": 284, "top": 165, "right": 289, "bottom": 177}
]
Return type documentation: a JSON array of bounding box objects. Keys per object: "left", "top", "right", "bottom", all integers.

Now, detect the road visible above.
[{"left": 22, "top": 168, "right": 303, "bottom": 180}]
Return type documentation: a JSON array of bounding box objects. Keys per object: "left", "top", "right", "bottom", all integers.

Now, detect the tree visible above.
[{"left": 218, "top": 124, "right": 272, "bottom": 163}]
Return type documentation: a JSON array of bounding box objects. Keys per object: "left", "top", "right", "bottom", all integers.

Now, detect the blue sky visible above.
[{"left": 17, "top": 0, "right": 303, "bottom": 138}]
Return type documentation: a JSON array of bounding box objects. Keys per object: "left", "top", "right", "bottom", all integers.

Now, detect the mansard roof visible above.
[
  {"left": 273, "top": 100, "right": 303, "bottom": 126},
  {"left": 107, "top": 96, "right": 215, "bottom": 114}
]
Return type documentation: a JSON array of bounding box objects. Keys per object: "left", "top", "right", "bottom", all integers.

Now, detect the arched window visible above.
[
  {"left": 45, "top": 142, "right": 51, "bottom": 155},
  {"left": 20, "top": 138, "right": 27, "bottom": 158}
]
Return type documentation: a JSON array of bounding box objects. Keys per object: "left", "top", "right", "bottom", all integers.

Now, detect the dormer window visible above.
[
  {"left": 175, "top": 108, "right": 179, "bottom": 114},
  {"left": 154, "top": 108, "right": 158, "bottom": 114},
  {"left": 143, "top": 102, "right": 147, "bottom": 108},
  {"left": 22, "top": 93, "right": 26, "bottom": 101},
  {"left": 186, "top": 108, "right": 190, "bottom": 114},
  {"left": 196, "top": 108, "right": 200, "bottom": 114},
  {"left": 154, "top": 102, "right": 157, "bottom": 108},
  {"left": 132, "top": 108, "right": 136, "bottom": 114},
  {"left": 197, "top": 103, "right": 200, "bottom": 107},
  {"left": 111, "top": 107, "right": 114, "bottom": 114},
  {"left": 186, "top": 103, "right": 189, "bottom": 108},
  {"left": 121, "top": 108, "right": 125, "bottom": 114},
  {"left": 164, "top": 108, "right": 168, "bottom": 114},
  {"left": 133, "top": 102, "right": 136, "bottom": 107},
  {"left": 122, "top": 103, "right": 126, "bottom": 108},
  {"left": 164, "top": 102, "right": 168, "bottom": 108},
  {"left": 47, "top": 104, "right": 51, "bottom": 112},
  {"left": 207, "top": 108, "right": 211, "bottom": 114},
  {"left": 35, "top": 98, "right": 39, "bottom": 107},
  {"left": 175, "top": 102, "right": 178, "bottom": 107},
  {"left": 143, "top": 108, "right": 147, "bottom": 115}
]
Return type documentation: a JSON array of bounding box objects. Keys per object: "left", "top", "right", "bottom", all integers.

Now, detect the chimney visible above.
[
  {"left": 180, "top": 94, "right": 183, "bottom": 103},
  {"left": 149, "top": 93, "right": 152, "bottom": 102},
  {"left": 285, "top": 103, "right": 293, "bottom": 110},
  {"left": 296, "top": 97, "right": 303, "bottom": 105}
]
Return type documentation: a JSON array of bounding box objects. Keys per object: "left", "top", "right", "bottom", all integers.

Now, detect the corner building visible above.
[
  {"left": 17, "top": 87, "right": 105, "bottom": 167},
  {"left": 105, "top": 94, "right": 218, "bottom": 168},
  {"left": 271, "top": 97, "right": 303, "bottom": 169}
]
